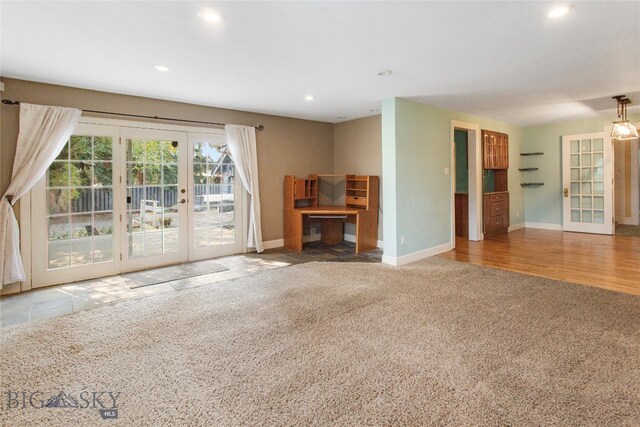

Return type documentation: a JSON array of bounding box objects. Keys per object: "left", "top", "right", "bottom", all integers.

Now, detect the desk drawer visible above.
[{"left": 346, "top": 195, "right": 367, "bottom": 207}]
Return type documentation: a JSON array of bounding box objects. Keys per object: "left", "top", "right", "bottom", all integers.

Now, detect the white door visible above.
[
  {"left": 562, "top": 132, "right": 613, "bottom": 234},
  {"left": 120, "top": 127, "right": 189, "bottom": 272},
  {"left": 188, "top": 132, "right": 244, "bottom": 260},
  {"left": 31, "top": 123, "right": 122, "bottom": 287}
]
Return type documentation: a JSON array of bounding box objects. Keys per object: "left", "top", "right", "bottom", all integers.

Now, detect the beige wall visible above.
[
  {"left": 0, "top": 78, "right": 334, "bottom": 243},
  {"left": 333, "top": 115, "right": 382, "bottom": 240}
]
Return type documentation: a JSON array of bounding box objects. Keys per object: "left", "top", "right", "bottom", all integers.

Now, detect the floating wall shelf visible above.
[{"left": 520, "top": 152, "right": 544, "bottom": 187}]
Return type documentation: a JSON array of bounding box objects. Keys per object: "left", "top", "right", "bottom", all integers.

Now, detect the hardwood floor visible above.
[{"left": 438, "top": 228, "right": 640, "bottom": 296}]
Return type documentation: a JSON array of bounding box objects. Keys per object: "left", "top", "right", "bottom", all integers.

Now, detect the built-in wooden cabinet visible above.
[
  {"left": 482, "top": 130, "right": 509, "bottom": 170},
  {"left": 482, "top": 129, "right": 509, "bottom": 237},
  {"left": 455, "top": 193, "right": 469, "bottom": 238},
  {"left": 483, "top": 192, "right": 509, "bottom": 237}
]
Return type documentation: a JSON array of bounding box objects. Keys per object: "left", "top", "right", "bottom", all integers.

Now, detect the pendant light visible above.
[{"left": 611, "top": 95, "right": 639, "bottom": 140}]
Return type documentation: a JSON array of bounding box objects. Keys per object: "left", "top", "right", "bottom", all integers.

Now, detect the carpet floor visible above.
[{"left": 1, "top": 258, "right": 638, "bottom": 426}]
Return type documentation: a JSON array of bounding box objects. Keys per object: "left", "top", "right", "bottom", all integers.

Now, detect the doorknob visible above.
[
  {"left": 563, "top": 188, "right": 569, "bottom": 197},
  {"left": 179, "top": 199, "right": 186, "bottom": 204}
]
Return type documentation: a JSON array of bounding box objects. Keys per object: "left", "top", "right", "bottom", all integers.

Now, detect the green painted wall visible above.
[
  {"left": 522, "top": 113, "right": 640, "bottom": 225},
  {"left": 382, "top": 98, "right": 524, "bottom": 258},
  {"left": 454, "top": 129, "right": 468, "bottom": 193}
]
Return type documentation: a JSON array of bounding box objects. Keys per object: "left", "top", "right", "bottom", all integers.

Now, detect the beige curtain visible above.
[
  {"left": 225, "top": 124, "right": 264, "bottom": 252},
  {"left": 1, "top": 103, "right": 82, "bottom": 286}
]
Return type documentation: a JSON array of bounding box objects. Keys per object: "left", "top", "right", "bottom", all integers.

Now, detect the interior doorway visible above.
[
  {"left": 450, "top": 120, "right": 482, "bottom": 247},
  {"left": 454, "top": 129, "right": 470, "bottom": 239}
]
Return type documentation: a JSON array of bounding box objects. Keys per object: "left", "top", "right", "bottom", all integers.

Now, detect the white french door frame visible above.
[
  {"left": 562, "top": 131, "right": 614, "bottom": 235},
  {"left": 25, "top": 117, "right": 247, "bottom": 289}
]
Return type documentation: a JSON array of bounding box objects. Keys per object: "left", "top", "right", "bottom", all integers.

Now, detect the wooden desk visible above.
[{"left": 284, "top": 206, "right": 378, "bottom": 253}]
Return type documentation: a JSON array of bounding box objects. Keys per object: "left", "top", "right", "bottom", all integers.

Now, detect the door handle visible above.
[
  {"left": 179, "top": 199, "right": 186, "bottom": 204},
  {"left": 563, "top": 188, "right": 569, "bottom": 197}
]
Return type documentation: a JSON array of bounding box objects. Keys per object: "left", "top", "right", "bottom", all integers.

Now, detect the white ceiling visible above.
[{"left": 1, "top": 1, "right": 639, "bottom": 126}]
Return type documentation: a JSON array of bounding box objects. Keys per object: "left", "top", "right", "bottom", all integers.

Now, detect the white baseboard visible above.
[
  {"left": 382, "top": 242, "right": 453, "bottom": 266},
  {"left": 262, "top": 239, "right": 284, "bottom": 250},
  {"left": 508, "top": 222, "right": 525, "bottom": 232},
  {"left": 617, "top": 218, "right": 639, "bottom": 226},
  {"left": 344, "top": 233, "right": 383, "bottom": 249},
  {"left": 524, "top": 222, "right": 563, "bottom": 231}
]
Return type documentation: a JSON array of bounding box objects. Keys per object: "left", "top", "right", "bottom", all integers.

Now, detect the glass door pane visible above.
[
  {"left": 121, "top": 128, "right": 188, "bottom": 271},
  {"left": 189, "top": 133, "right": 243, "bottom": 260},
  {"left": 32, "top": 123, "right": 121, "bottom": 288},
  {"left": 126, "top": 139, "right": 180, "bottom": 257},
  {"left": 46, "top": 135, "right": 115, "bottom": 268}
]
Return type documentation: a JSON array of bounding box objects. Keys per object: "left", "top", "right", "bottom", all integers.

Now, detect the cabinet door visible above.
[
  {"left": 500, "top": 134, "right": 509, "bottom": 169},
  {"left": 482, "top": 131, "right": 493, "bottom": 169}
]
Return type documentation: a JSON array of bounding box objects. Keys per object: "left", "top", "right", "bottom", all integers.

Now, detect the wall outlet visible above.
[
  {"left": 310, "top": 227, "right": 316, "bottom": 235},
  {"left": 400, "top": 235, "right": 405, "bottom": 245},
  {"left": 444, "top": 167, "right": 450, "bottom": 175}
]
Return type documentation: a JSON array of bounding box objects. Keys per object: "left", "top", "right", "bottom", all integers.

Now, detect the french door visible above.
[
  {"left": 31, "top": 122, "right": 244, "bottom": 287},
  {"left": 562, "top": 132, "right": 613, "bottom": 234},
  {"left": 120, "top": 127, "right": 189, "bottom": 272}
]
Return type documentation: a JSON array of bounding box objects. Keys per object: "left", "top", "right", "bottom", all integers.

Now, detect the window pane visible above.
[
  {"left": 94, "top": 212, "right": 114, "bottom": 236},
  {"left": 70, "top": 135, "right": 92, "bottom": 160},
  {"left": 94, "top": 162, "right": 112, "bottom": 186},
  {"left": 93, "top": 236, "right": 114, "bottom": 263},
  {"left": 48, "top": 162, "right": 69, "bottom": 187},
  {"left": 163, "top": 165, "right": 178, "bottom": 185},
  {"left": 70, "top": 162, "right": 92, "bottom": 187},
  {"left": 48, "top": 189, "right": 70, "bottom": 214},
  {"left": 70, "top": 189, "right": 93, "bottom": 213},
  {"left": 94, "top": 188, "right": 113, "bottom": 211},
  {"left": 94, "top": 136, "right": 112, "bottom": 160},
  {"left": 48, "top": 241, "right": 70, "bottom": 269},
  {"left": 162, "top": 140, "right": 178, "bottom": 163},
  {"left": 45, "top": 133, "right": 115, "bottom": 271},
  {"left": 580, "top": 139, "right": 591, "bottom": 152}
]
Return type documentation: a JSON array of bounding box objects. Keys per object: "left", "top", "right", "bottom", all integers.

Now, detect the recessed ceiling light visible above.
[
  {"left": 304, "top": 95, "right": 315, "bottom": 101},
  {"left": 336, "top": 116, "right": 346, "bottom": 120},
  {"left": 378, "top": 70, "right": 393, "bottom": 77},
  {"left": 548, "top": 5, "right": 570, "bottom": 18},
  {"left": 155, "top": 65, "right": 170, "bottom": 72},
  {"left": 198, "top": 7, "right": 224, "bottom": 23}
]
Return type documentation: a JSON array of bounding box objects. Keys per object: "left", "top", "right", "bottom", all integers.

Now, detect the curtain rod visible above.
[{"left": 1, "top": 99, "right": 265, "bottom": 131}]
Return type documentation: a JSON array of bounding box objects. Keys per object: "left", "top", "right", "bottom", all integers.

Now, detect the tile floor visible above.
[{"left": 0, "top": 242, "right": 381, "bottom": 328}]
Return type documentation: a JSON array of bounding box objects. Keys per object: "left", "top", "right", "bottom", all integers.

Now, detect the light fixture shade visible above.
[{"left": 611, "top": 121, "right": 639, "bottom": 140}]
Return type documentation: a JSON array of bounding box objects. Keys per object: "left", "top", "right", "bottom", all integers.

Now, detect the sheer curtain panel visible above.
[
  {"left": 1, "top": 103, "right": 82, "bottom": 286},
  {"left": 225, "top": 124, "right": 264, "bottom": 253}
]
